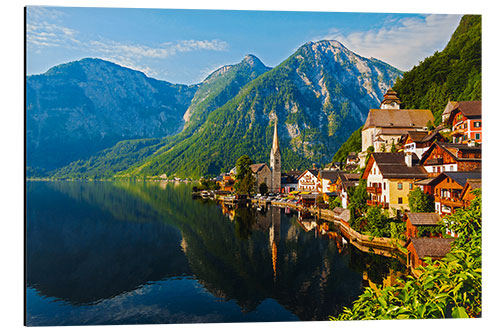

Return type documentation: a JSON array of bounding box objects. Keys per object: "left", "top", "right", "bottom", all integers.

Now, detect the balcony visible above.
[
  {"left": 367, "top": 186, "right": 382, "bottom": 194},
  {"left": 367, "top": 200, "right": 389, "bottom": 209},
  {"left": 451, "top": 128, "right": 465, "bottom": 137},
  {"left": 437, "top": 196, "right": 464, "bottom": 207}
]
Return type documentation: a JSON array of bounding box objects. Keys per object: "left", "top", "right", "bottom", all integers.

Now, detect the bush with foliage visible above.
[
  {"left": 258, "top": 182, "right": 268, "bottom": 195},
  {"left": 328, "top": 196, "right": 342, "bottom": 210},
  {"left": 408, "top": 187, "right": 435, "bottom": 212},
  {"left": 331, "top": 190, "right": 481, "bottom": 320},
  {"left": 234, "top": 155, "right": 256, "bottom": 195}
]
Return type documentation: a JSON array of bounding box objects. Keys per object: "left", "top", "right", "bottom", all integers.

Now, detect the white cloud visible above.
[
  {"left": 26, "top": 6, "right": 229, "bottom": 78},
  {"left": 319, "top": 14, "right": 462, "bottom": 70}
]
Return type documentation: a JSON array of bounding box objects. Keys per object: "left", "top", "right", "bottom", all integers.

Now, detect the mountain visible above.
[
  {"left": 118, "top": 40, "right": 402, "bottom": 178},
  {"left": 26, "top": 58, "right": 198, "bottom": 173},
  {"left": 50, "top": 55, "right": 271, "bottom": 179},
  {"left": 183, "top": 54, "right": 271, "bottom": 132},
  {"left": 393, "top": 15, "right": 481, "bottom": 123}
]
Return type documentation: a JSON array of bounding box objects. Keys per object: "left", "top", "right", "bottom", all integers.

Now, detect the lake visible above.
[{"left": 25, "top": 181, "right": 403, "bottom": 326}]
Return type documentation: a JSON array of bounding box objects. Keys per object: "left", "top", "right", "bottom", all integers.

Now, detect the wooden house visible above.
[
  {"left": 399, "top": 130, "right": 445, "bottom": 159},
  {"left": 442, "top": 101, "right": 482, "bottom": 144},
  {"left": 459, "top": 178, "right": 482, "bottom": 208},
  {"left": 362, "top": 152, "right": 427, "bottom": 215},
  {"left": 333, "top": 172, "right": 361, "bottom": 208},
  {"left": 317, "top": 170, "right": 343, "bottom": 200},
  {"left": 406, "top": 237, "right": 454, "bottom": 269},
  {"left": 404, "top": 212, "right": 442, "bottom": 239},
  {"left": 427, "top": 171, "right": 481, "bottom": 216},
  {"left": 419, "top": 141, "right": 481, "bottom": 178},
  {"left": 216, "top": 173, "right": 235, "bottom": 192}
]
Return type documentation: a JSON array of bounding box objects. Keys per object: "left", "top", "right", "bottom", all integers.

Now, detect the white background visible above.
[{"left": 1, "top": 1, "right": 497, "bottom": 332}]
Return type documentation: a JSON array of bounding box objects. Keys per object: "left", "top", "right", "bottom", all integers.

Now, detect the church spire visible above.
[{"left": 272, "top": 120, "right": 280, "bottom": 154}]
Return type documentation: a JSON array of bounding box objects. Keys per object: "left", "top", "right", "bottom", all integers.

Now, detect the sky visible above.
[{"left": 26, "top": 6, "right": 463, "bottom": 85}]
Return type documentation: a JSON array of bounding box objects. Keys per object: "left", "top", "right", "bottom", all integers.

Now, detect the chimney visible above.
[{"left": 405, "top": 152, "right": 413, "bottom": 167}]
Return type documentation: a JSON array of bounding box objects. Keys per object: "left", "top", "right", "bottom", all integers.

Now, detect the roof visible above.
[
  {"left": 420, "top": 141, "right": 482, "bottom": 164},
  {"left": 405, "top": 213, "right": 442, "bottom": 226},
  {"left": 466, "top": 178, "right": 482, "bottom": 190},
  {"left": 299, "top": 169, "right": 319, "bottom": 179},
  {"left": 365, "top": 152, "right": 427, "bottom": 179},
  {"left": 318, "top": 170, "right": 342, "bottom": 181},
  {"left": 402, "top": 130, "right": 442, "bottom": 144},
  {"left": 272, "top": 121, "right": 280, "bottom": 154},
  {"left": 428, "top": 171, "right": 482, "bottom": 187},
  {"left": 363, "top": 109, "right": 434, "bottom": 130},
  {"left": 409, "top": 238, "right": 454, "bottom": 259},
  {"left": 250, "top": 163, "right": 269, "bottom": 173},
  {"left": 333, "top": 207, "right": 351, "bottom": 222},
  {"left": 448, "top": 101, "right": 482, "bottom": 122},
  {"left": 414, "top": 178, "right": 435, "bottom": 185},
  {"left": 300, "top": 194, "right": 319, "bottom": 200},
  {"left": 380, "top": 89, "right": 401, "bottom": 106},
  {"left": 286, "top": 170, "right": 303, "bottom": 177},
  {"left": 347, "top": 152, "right": 358, "bottom": 158}
]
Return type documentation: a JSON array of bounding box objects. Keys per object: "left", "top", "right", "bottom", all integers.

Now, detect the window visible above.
[
  {"left": 474, "top": 121, "right": 481, "bottom": 128},
  {"left": 398, "top": 183, "right": 403, "bottom": 190},
  {"left": 398, "top": 197, "right": 403, "bottom": 204},
  {"left": 409, "top": 183, "right": 413, "bottom": 190},
  {"left": 475, "top": 133, "right": 481, "bottom": 140},
  {"left": 383, "top": 182, "right": 386, "bottom": 190}
]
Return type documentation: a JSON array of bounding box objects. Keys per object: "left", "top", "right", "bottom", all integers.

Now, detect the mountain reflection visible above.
[
  {"left": 26, "top": 181, "right": 398, "bottom": 322},
  {"left": 26, "top": 181, "right": 191, "bottom": 305}
]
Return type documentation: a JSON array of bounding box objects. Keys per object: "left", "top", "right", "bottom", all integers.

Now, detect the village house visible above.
[
  {"left": 460, "top": 178, "right": 481, "bottom": 208},
  {"left": 317, "top": 170, "right": 343, "bottom": 201},
  {"left": 333, "top": 172, "right": 360, "bottom": 208},
  {"left": 360, "top": 89, "right": 434, "bottom": 166},
  {"left": 362, "top": 152, "right": 427, "bottom": 215},
  {"left": 406, "top": 237, "right": 454, "bottom": 270},
  {"left": 399, "top": 130, "right": 445, "bottom": 159},
  {"left": 404, "top": 212, "right": 442, "bottom": 239},
  {"left": 345, "top": 152, "right": 360, "bottom": 171},
  {"left": 427, "top": 171, "right": 481, "bottom": 216},
  {"left": 216, "top": 173, "right": 235, "bottom": 192},
  {"left": 442, "top": 101, "right": 482, "bottom": 144},
  {"left": 297, "top": 169, "right": 320, "bottom": 192},
  {"left": 281, "top": 170, "right": 301, "bottom": 193},
  {"left": 419, "top": 141, "right": 481, "bottom": 178}
]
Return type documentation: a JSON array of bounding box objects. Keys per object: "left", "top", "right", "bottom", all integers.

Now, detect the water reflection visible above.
[{"left": 26, "top": 181, "right": 402, "bottom": 325}]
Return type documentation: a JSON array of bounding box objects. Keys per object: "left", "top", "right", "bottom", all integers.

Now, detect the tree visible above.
[
  {"left": 408, "top": 187, "right": 434, "bottom": 212},
  {"left": 234, "top": 155, "right": 255, "bottom": 195},
  {"left": 328, "top": 196, "right": 342, "bottom": 210},
  {"left": 259, "top": 182, "right": 268, "bottom": 195},
  {"left": 348, "top": 179, "right": 368, "bottom": 230},
  {"left": 390, "top": 142, "right": 397, "bottom": 153},
  {"left": 331, "top": 190, "right": 482, "bottom": 320}
]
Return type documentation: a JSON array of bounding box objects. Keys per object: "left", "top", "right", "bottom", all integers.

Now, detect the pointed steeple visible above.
[{"left": 272, "top": 121, "right": 280, "bottom": 154}]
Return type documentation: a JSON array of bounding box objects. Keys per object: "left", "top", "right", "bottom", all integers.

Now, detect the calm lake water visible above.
[{"left": 25, "top": 181, "right": 403, "bottom": 326}]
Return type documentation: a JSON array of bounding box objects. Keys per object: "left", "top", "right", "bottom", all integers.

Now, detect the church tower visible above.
[{"left": 270, "top": 121, "right": 281, "bottom": 193}]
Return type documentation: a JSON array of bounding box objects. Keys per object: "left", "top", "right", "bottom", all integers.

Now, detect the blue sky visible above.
[{"left": 27, "top": 6, "right": 462, "bottom": 84}]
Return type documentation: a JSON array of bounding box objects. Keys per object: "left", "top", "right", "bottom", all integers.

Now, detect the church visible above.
[{"left": 250, "top": 121, "right": 281, "bottom": 193}]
